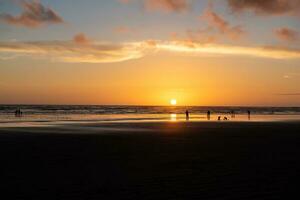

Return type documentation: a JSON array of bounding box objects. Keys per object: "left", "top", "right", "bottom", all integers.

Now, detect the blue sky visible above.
[{"left": 0, "top": 0, "right": 298, "bottom": 44}]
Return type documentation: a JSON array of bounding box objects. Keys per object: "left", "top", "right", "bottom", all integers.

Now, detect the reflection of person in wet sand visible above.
[
  {"left": 207, "top": 110, "right": 211, "bottom": 120},
  {"left": 185, "top": 110, "right": 189, "bottom": 121}
]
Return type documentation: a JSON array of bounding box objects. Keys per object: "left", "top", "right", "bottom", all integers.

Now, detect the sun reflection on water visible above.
[{"left": 170, "top": 113, "right": 177, "bottom": 121}]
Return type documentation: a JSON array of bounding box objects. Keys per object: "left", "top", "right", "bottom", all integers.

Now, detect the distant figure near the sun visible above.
[
  {"left": 185, "top": 110, "right": 189, "bottom": 121},
  {"left": 207, "top": 110, "right": 211, "bottom": 120}
]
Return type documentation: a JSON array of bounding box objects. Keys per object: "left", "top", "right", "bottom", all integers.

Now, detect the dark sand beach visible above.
[{"left": 1, "top": 121, "right": 300, "bottom": 199}]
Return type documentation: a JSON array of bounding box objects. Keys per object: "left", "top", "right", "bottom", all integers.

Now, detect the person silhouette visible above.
[
  {"left": 231, "top": 110, "right": 235, "bottom": 118},
  {"left": 15, "top": 108, "right": 22, "bottom": 117},
  {"left": 247, "top": 110, "right": 251, "bottom": 120},
  {"left": 185, "top": 110, "right": 189, "bottom": 121},
  {"left": 218, "top": 116, "right": 221, "bottom": 121},
  {"left": 207, "top": 110, "right": 211, "bottom": 120}
]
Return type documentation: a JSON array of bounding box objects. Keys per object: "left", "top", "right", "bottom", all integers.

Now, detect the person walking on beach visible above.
[
  {"left": 185, "top": 110, "right": 189, "bottom": 121},
  {"left": 231, "top": 110, "right": 235, "bottom": 118},
  {"left": 207, "top": 110, "right": 211, "bottom": 120},
  {"left": 247, "top": 110, "right": 251, "bottom": 120}
]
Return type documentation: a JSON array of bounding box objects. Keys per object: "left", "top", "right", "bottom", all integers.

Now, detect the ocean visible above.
[
  {"left": 1, "top": 105, "right": 300, "bottom": 115},
  {"left": 0, "top": 105, "right": 300, "bottom": 127}
]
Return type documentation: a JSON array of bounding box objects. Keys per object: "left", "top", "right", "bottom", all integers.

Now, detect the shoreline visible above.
[
  {"left": 0, "top": 113, "right": 300, "bottom": 128},
  {"left": 1, "top": 120, "right": 300, "bottom": 134}
]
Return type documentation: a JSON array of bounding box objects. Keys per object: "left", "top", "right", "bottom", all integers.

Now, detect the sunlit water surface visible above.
[
  {"left": 1, "top": 105, "right": 300, "bottom": 127},
  {"left": 0, "top": 113, "right": 299, "bottom": 127}
]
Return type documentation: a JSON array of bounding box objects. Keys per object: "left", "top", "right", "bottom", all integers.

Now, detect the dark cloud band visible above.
[
  {"left": 227, "top": 0, "right": 300, "bottom": 16},
  {"left": 0, "top": 0, "right": 63, "bottom": 27}
]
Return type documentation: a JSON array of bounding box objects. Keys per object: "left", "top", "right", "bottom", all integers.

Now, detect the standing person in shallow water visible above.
[
  {"left": 231, "top": 110, "right": 235, "bottom": 118},
  {"left": 207, "top": 110, "right": 211, "bottom": 120},
  {"left": 185, "top": 110, "right": 189, "bottom": 121},
  {"left": 15, "top": 108, "right": 22, "bottom": 117},
  {"left": 247, "top": 110, "right": 251, "bottom": 120}
]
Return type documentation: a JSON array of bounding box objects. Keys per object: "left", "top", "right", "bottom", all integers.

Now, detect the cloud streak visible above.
[
  {"left": 0, "top": 41, "right": 147, "bottom": 63},
  {"left": 1, "top": 39, "right": 300, "bottom": 63},
  {"left": 275, "top": 28, "right": 299, "bottom": 42},
  {"left": 0, "top": 0, "right": 63, "bottom": 27},
  {"left": 155, "top": 41, "right": 300, "bottom": 59},
  {"left": 119, "top": 0, "right": 190, "bottom": 13},
  {"left": 227, "top": 0, "right": 300, "bottom": 16},
  {"left": 73, "top": 33, "right": 92, "bottom": 45},
  {"left": 114, "top": 26, "right": 132, "bottom": 34},
  {"left": 202, "top": 6, "right": 245, "bottom": 40},
  {"left": 145, "top": 0, "right": 189, "bottom": 12}
]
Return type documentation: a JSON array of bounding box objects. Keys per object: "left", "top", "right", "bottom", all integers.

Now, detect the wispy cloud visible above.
[
  {"left": 283, "top": 72, "right": 300, "bottom": 79},
  {"left": 202, "top": 6, "right": 245, "bottom": 40},
  {"left": 155, "top": 41, "right": 300, "bottom": 59},
  {"left": 227, "top": 0, "right": 300, "bottom": 16},
  {"left": 274, "top": 28, "right": 299, "bottom": 42},
  {"left": 185, "top": 28, "right": 219, "bottom": 44},
  {"left": 73, "top": 33, "right": 92, "bottom": 45},
  {"left": 0, "top": 0, "right": 63, "bottom": 28},
  {"left": 145, "top": 0, "right": 189, "bottom": 12},
  {"left": 119, "top": 0, "right": 190, "bottom": 13},
  {"left": 1, "top": 39, "right": 300, "bottom": 63},
  {"left": 0, "top": 40, "right": 147, "bottom": 63},
  {"left": 114, "top": 26, "right": 133, "bottom": 34}
]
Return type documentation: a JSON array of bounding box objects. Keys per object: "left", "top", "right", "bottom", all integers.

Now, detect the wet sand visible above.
[{"left": 1, "top": 121, "right": 300, "bottom": 199}]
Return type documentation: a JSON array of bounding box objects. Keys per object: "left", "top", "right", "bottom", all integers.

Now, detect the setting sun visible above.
[{"left": 170, "top": 99, "right": 177, "bottom": 106}]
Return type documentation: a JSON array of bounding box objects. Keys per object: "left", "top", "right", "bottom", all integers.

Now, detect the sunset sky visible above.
[{"left": 0, "top": 0, "right": 300, "bottom": 106}]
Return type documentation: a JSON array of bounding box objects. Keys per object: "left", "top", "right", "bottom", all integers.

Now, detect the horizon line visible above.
[{"left": 0, "top": 103, "right": 299, "bottom": 108}]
